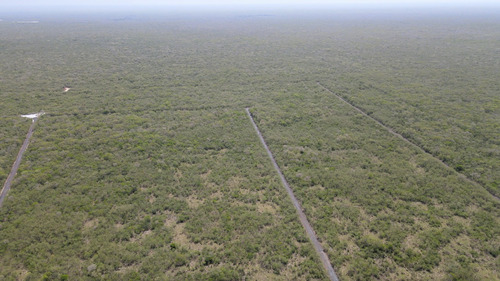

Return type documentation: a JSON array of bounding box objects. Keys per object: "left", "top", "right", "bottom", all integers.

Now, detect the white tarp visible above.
[{"left": 21, "top": 112, "right": 45, "bottom": 119}]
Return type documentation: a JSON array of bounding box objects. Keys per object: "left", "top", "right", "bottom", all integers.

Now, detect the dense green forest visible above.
[{"left": 0, "top": 8, "right": 499, "bottom": 280}]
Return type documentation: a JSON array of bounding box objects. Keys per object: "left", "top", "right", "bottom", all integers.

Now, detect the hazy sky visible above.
[
  {"left": 1, "top": 0, "right": 498, "bottom": 14},
  {"left": 2, "top": 0, "right": 499, "bottom": 6}
]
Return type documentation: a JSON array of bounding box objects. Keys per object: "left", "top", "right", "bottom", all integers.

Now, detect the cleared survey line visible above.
[
  {"left": 245, "top": 108, "right": 340, "bottom": 281},
  {"left": 0, "top": 118, "right": 38, "bottom": 208},
  {"left": 317, "top": 82, "right": 500, "bottom": 202}
]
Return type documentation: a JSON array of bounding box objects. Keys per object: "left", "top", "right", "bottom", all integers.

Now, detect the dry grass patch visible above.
[
  {"left": 409, "top": 156, "right": 426, "bottom": 175},
  {"left": 83, "top": 218, "right": 99, "bottom": 230},
  {"left": 13, "top": 269, "right": 29, "bottom": 281},
  {"left": 130, "top": 230, "right": 152, "bottom": 243},
  {"left": 280, "top": 253, "right": 309, "bottom": 280},
  {"left": 164, "top": 212, "right": 177, "bottom": 228},
  {"left": 401, "top": 234, "right": 420, "bottom": 252},
  {"left": 244, "top": 262, "right": 287, "bottom": 281},
  {"left": 186, "top": 196, "right": 204, "bottom": 208},
  {"left": 200, "top": 169, "right": 212, "bottom": 180},
  {"left": 209, "top": 190, "right": 223, "bottom": 200},
  {"left": 256, "top": 202, "right": 278, "bottom": 214},
  {"left": 116, "top": 264, "right": 140, "bottom": 274},
  {"left": 172, "top": 223, "right": 204, "bottom": 251},
  {"left": 226, "top": 176, "right": 246, "bottom": 189}
]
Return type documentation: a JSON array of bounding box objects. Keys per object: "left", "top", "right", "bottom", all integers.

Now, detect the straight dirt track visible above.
[
  {"left": 317, "top": 82, "right": 500, "bottom": 202},
  {"left": 246, "top": 108, "right": 340, "bottom": 281},
  {"left": 0, "top": 118, "right": 38, "bottom": 208}
]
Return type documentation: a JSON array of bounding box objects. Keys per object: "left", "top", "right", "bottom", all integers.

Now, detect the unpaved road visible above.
[
  {"left": 0, "top": 118, "right": 38, "bottom": 208},
  {"left": 317, "top": 82, "right": 500, "bottom": 202},
  {"left": 246, "top": 108, "right": 340, "bottom": 281}
]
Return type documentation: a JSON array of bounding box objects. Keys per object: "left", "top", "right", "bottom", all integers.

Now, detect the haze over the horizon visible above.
[
  {"left": 2, "top": 0, "right": 499, "bottom": 8},
  {"left": 1, "top": 0, "right": 499, "bottom": 18}
]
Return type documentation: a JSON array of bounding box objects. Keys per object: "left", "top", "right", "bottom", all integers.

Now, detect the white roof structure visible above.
[{"left": 21, "top": 111, "right": 45, "bottom": 119}]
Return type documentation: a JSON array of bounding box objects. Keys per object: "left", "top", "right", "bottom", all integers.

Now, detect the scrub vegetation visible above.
[{"left": 0, "top": 8, "right": 499, "bottom": 280}]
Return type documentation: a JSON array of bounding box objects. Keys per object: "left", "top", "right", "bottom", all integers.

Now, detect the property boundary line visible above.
[
  {"left": 245, "top": 108, "right": 340, "bottom": 281},
  {"left": 0, "top": 118, "right": 38, "bottom": 208},
  {"left": 317, "top": 82, "right": 499, "bottom": 202}
]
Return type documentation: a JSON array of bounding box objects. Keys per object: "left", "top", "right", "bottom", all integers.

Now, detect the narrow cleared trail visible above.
[
  {"left": 317, "top": 82, "right": 500, "bottom": 203},
  {"left": 246, "top": 108, "right": 340, "bottom": 281},
  {"left": 0, "top": 118, "right": 38, "bottom": 208}
]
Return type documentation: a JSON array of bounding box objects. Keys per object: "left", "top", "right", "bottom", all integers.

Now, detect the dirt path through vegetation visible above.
[
  {"left": 0, "top": 118, "right": 38, "bottom": 208},
  {"left": 246, "top": 108, "right": 340, "bottom": 281},
  {"left": 317, "top": 82, "right": 500, "bottom": 202}
]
